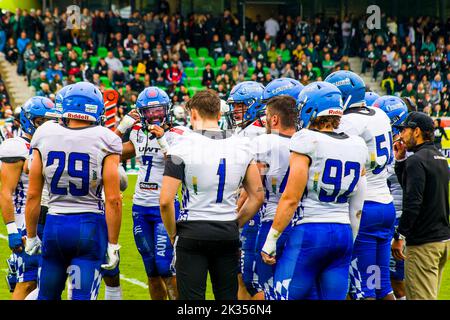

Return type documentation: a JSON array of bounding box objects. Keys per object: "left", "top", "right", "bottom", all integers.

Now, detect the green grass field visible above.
[{"left": 0, "top": 174, "right": 449, "bottom": 300}]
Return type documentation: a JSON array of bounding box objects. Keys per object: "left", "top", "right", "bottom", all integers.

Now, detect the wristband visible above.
[
  {"left": 6, "top": 222, "right": 18, "bottom": 235},
  {"left": 107, "top": 243, "right": 121, "bottom": 251},
  {"left": 261, "top": 227, "right": 281, "bottom": 256},
  {"left": 117, "top": 115, "right": 136, "bottom": 134},
  {"left": 157, "top": 135, "right": 169, "bottom": 154}
]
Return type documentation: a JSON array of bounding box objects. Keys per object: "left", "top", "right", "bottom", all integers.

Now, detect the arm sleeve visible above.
[
  {"left": 348, "top": 175, "right": 367, "bottom": 240},
  {"left": 397, "top": 156, "right": 426, "bottom": 237},
  {"left": 163, "top": 155, "right": 185, "bottom": 180}
]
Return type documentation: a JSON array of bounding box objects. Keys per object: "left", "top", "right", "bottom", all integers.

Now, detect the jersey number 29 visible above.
[{"left": 47, "top": 151, "right": 90, "bottom": 196}]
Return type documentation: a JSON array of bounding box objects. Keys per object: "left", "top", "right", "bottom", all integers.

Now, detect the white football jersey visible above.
[
  {"left": 0, "top": 136, "right": 30, "bottom": 230},
  {"left": 235, "top": 118, "right": 266, "bottom": 138},
  {"left": 290, "top": 129, "right": 368, "bottom": 225},
  {"left": 253, "top": 133, "right": 294, "bottom": 222},
  {"left": 336, "top": 106, "right": 393, "bottom": 204},
  {"left": 31, "top": 121, "right": 122, "bottom": 214},
  {"left": 129, "top": 124, "right": 191, "bottom": 207},
  {"left": 168, "top": 130, "right": 254, "bottom": 222}
]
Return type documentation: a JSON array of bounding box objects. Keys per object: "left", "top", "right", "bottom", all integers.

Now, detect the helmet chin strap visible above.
[{"left": 343, "top": 95, "right": 352, "bottom": 110}]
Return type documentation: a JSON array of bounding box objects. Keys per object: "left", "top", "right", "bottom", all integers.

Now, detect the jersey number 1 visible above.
[{"left": 216, "top": 158, "right": 226, "bottom": 203}]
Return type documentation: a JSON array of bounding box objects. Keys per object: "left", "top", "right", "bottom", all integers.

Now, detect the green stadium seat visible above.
[
  {"left": 97, "top": 47, "right": 108, "bottom": 58},
  {"left": 263, "top": 67, "right": 269, "bottom": 74},
  {"left": 204, "top": 57, "right": 215, "bottom": 67},
  {"left": 198, "top": 47, "right": 209, "bottom": 58},
  {"left": 247, "top": 66, "right": 255, "bottom": 75},
  {"left": 73, "top": 46, "right": 82, "bottom": 57},
  {"left": 184, "top": 67, "right": 197, "bottom": 77},
  {"left": 192, "top": 57, "right": 204, "bottom": 68},
  {"left": 59, "top": 46, "right": 67, "bottom": 53},
  {"left": 100, "top": 76, "right": 111, "bottom": 88},
  {"left": 189, "top": 77, "right": 203, "bottom": 88},
  {"left": 187, "top": 47, "right": 197, "bottom": 58},
  {"left": 216, "top": 57, "right": 225, "bottom": 67},
  {"left": 230, "top": 57, "right": 238, "bottom": 65},
  {"left": 89, "top": 56, "right": 99, "bottom": 68}
]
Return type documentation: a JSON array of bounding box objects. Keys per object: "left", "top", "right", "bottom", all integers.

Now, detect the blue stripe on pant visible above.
[
  {"left": 132, "top": 204, "right": 178, "bottom": 278},
  {"left": 38, "top": 213, "right": 107, "bottom": 300},
  {"left": 255, "top": 221, "right": 290, "bottom": 299},
  {"left": 240, "top": 213, "right": 260, "bottom": 296},
  {"left": 274, "top": 223, "right": 353, "bottom": 300},
  {"left": 349, "top": 201, "right": 396, "bottom": 299}
]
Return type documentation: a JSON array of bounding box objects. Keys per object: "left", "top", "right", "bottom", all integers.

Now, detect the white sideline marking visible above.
[
  {"left": 0, "top": 233, "right": 147, "bottom": 289},
  {"left": 120, "top": 274, "right": 148, "bottom": 289}
]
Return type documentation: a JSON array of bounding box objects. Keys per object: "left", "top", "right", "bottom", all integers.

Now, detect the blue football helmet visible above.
[
  {"left": 55, "top": 85, "right": 73, "bottom": 112},
  {"left": 226, "top": 81, "right": 264, "bottom": 127},
  {"left": 373, "top": 95, "right": 408, "bottom": 135},
  {"left": 297, "top": 81, "right": 344, "bottom": 129},
  {"left": 365, "top": 91, "right": 380, "bottom": 106},
  {"left": 20, "top": 96, "right": 59, "bottom": 135},
  {"left": 262, "top": 77, "right": 304, "bottom": 102},
  {"left": 325, "top": 71, "right": 366, "bottom": 108},
  {"left": 61, "top": 82, "right": 104, "bottom": 124},
  {"left": 135, "top": 87, "right": 171, "bottom": 128}
]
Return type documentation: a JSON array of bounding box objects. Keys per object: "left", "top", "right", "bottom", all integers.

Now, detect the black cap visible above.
[{"left": 394, "top": 111, "right": 434, "bottom": 132}]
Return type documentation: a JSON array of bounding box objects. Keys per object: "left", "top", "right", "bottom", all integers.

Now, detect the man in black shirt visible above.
[
  {"left": 392, "top": 112, "right": 450, "bottom": 300},
  {"left": 160, "top": 90, "right": 264, "bottom": 300}
]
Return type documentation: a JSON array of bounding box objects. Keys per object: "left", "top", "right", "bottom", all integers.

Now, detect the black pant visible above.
[{"left": 175, "top": 237, "right": 240, "bottom": 300}]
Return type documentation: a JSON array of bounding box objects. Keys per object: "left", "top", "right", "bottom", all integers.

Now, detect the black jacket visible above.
[{"left": 395, "top": 141, "right": 450, "bottom": 245}]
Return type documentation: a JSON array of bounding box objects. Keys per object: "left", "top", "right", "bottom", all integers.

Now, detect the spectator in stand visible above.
[
  {"left": 373, "top": 54, "right": 389, "bottom": 82},
  {"left": 105, "top": 51, "right": 124, "bottom": 80},
  {"left": 236, "top": 55, "right": 248, "bottom": 80},
  {"left": 166, "top": 62, "right": 182, "bottom": 87},
  {"left": 223, "top": 33, "right": 237, "bottom": 56},
  {"left": 322, "top": 53, "right": 335, "bottom": 77},
  {"left": 264, "top": 14, "right": 280, "bottom": 42},
  {"left": 269, "top": 62, "right": 280, "bottom": 79},
  {"left": 202, "top": 63, "right": 215, "bottom": 88},
  {"left": 253, "top": 61, "right": 265, "bottom": 83},
  {"left": 281, "top": 63, "right": 295, "bottom": 78}
]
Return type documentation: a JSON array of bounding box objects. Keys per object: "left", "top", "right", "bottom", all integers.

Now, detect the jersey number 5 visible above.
[{"left": 47, "top": 151, "right": 90, "bottom": 196}]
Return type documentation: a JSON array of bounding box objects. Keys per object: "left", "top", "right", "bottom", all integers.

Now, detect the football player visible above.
[
  {"left": 252, "top": 95, "right": 298, "bottom": 300},
  {"left": 227, "top": 81, "right": 265, "bottom": 299},
  {"left": 24, "top": 82, "right": 123, "bottom": 300},
  {"left": 373, "top": 95, "right": 409, "bottom": 300},
  {"left": 114, "top": 87, "right": 189, "bottom": 300},
  {"left": 160, "top": 89, "right": 264, "bottom": 300},
  {"left": 325, "top": 71, "right": 396, "bottom": 300},
  {"left": 0, "top": 96, "right": 59, "bottom": 300},
  {"left": 261, "top": 81, "right": 368, "bottom": 300}
]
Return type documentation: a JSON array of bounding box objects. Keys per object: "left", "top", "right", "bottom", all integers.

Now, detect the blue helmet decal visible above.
[
  {"left": 365, "top": 91, "right": 380, "bottom": 106},
  {"left": 55, "top": 85, "right": 73, "bottom": 112},
  {"left": 20, "top": 96, "right": 59, "bottom": 135},
  {"left": 136, "top": 87, "right": 171, "bottom": 127},
  {"left": 297, "top": 81, "right": 343, "bottom": 129},
  {"left": 61, "top": 82, "right": 104, "bottom": 123},
  {"left": 263, "top": 77, "right": 304, "bottom": 102},
  {"left": 227, "top": 81, "right": 265, "bottom": 126},
  {"left": 373, "top": 95, "right": 408, "bottom": 135},
  {"left": 325, "top": 71, "right": 366, "bottom": 108}
]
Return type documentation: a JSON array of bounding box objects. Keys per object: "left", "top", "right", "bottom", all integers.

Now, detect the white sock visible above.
[
  {"left": 398, "top": 296, "right": 406, "bottom": 300},
  {"left": 105, "top": 285, "right": 122, "bottom": 300},
  {"left": 24, "top": 288, "right": 39, "bottom": 300}
]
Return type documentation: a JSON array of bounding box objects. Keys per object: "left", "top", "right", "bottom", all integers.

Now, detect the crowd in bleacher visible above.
[
  {"left": 362, "top": 16, "right": 450, "bottom": 116},
  {"left": 0, "top": 7, "right": 449, "bottom": 118}
]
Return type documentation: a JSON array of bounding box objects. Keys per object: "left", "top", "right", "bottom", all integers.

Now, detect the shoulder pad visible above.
[{"left": 0, "top": 137, "right": 29, "bottom": 160}]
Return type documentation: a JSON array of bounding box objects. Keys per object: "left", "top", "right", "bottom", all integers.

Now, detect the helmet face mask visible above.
[
  {"left": 138, "top": 105, "right": 168, "bottom": 127},
  {"left": 230, "top": 101, "right": 249, "bottom": 127}
]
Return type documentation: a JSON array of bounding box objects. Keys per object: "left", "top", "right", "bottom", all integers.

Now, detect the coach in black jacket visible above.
[{"left": 391, "top": 112, "right": 450, "bottom": 300}]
